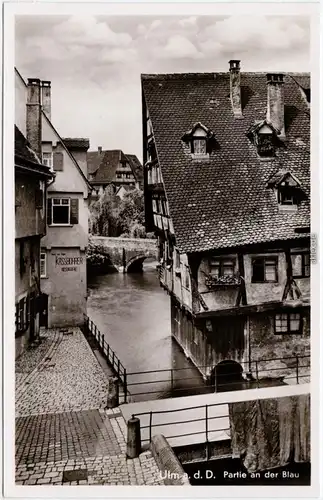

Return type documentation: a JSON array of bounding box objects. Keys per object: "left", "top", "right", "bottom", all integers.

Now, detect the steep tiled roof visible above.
[
  {"left": 61, "top": 138, "right": 90, "bottom": 150},
  {"left": 125, "top": 154, "right": 144, "bottom": 186},
  {"left": 142, "top": 71, "right": 310, "bottom": 254},
  {"left": 87, "top": 150, "right": 142, "bottom": 185},
  {"left": 15, "top": 125, "right": 41, "bottom": 164},
  {"left": 87, "top": 150, "right": 122, "bottom": 183}
]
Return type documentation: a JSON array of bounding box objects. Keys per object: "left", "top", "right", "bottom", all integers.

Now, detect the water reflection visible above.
[{"left": 87, "top": 261, "right": 211, "bottom": 401}]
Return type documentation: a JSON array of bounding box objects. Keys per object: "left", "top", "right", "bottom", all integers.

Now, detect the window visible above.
[
  {"left": 52, "top": 198, "right": 70, "bottom": 225},
  {"left": 257, "top": 134, "right": 274, "bottom": 157},
  {"left": 252, "top": 257, "right": 278, "bottom": 283},
  {"left": 15, "top": 296, "right": 29, "bottom": 336},
  {"left": 42, "top": 152, "right": 53, "bottom": 168},
  {"left": 40, "top": 251, "right": 47, "bottom": 278},
  {"left": 175, "top": 249, "right": 180, "bottom": 271},
  {"left": 185, "top": 266, "right": 190, "bottom": 289},
  {"left": 278, "top": 188, "right": 298, "bottom": 206},
  {"left": 192, "top": 139, "right": 207, "bottom": 155},
  {"left": 210, "top": 258, "right": 235, "bottom": 277},
  {"left": 116, "top": 172, "right": 123, "bottom": 179},
  {"left": 291, "top": 252, "right": 310, "bottom": 278},
  {"left": 275, "top": 313, "right": 302, "bottom": 334}
]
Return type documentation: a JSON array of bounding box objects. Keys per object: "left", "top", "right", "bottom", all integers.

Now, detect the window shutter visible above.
[
  {"left": 70, "top": 198, "right": 79, "bottom": 225},
  {"left": 35, "top": 188, "right": 43, "bottom": 209},
  {"left": 47, "top": 198, "right": 52, "bottom": 225},
  {"left": 53, "top": 151, "right": 64, "bottom": 171}
]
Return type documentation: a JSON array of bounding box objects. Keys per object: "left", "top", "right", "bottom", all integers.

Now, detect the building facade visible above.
[
  {"left": 87, "top": 148, "right": 143, "bottom": 196},
  {"left": 142, "top": 61, "right": 310, "bottom": 387},
  {"left": 15, "top": 84, "right": 53, "bottom": 358},
  {"left": 15, "top": 69, "right": 91, "bottom": 329}
]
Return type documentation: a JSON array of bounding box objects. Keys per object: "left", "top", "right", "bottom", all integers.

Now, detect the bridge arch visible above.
[
  {"left": 125, "top": 255, "right": 148, "bottom": 273},
  {"left": 210, "top": 360, "right": 243, "bottom": 392}
]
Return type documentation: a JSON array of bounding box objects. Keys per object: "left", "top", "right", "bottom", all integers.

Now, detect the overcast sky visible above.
[{"left": 15, "top": 15, "right": 310, "bottom": 161}]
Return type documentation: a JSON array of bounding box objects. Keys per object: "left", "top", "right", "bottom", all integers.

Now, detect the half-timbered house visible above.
[{"left": 142, "top": 61, "right": 310, "bottom": 388}]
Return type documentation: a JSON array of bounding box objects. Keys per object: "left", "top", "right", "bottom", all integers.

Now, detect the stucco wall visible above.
[
  {"left": 244, "top": 252, "right": 286, "bottom": 304},
  {"left": 15, "top": 70, "right": 27, "bottom": 136},
  {"left": 71, "top": 150, "right": 88, "bottom": 178},
  {"left": 249, "top": 309, "right": 310, "bottom": 378},
  {"left": 42, "top": 193, "right": 88, "bottom": 249},
  {"left": 41, "top": 118, "right": 89, "bottom": 195},
  {"left": 41, "top": 247, "right": 87, "bottom": 327}
]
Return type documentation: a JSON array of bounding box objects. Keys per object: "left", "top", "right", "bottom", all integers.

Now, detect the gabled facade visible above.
[
  {"left": 87, "top": 148, "right": 143, "bottom": 196},
  {"left": 15, "top": 69, "right": 91, "bottom": 328},
  {"left": 142, "top": 61, "right": 310, "bottom": 386},
  {"left": 14, "top": 79, "right": 53, "bottom": 358}
]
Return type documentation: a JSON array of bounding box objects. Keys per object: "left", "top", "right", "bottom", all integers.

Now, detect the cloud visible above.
[
  {"left": 160, "top": 34, "right": 203, "bottom": 59},
  {"left": 53, "top": 16, "right": 132, "bottom": 47},
  {"left": 100, "top": 47, "right": 137, "bottom": 64},
  {"left": 201, "top": 16, "right": 308, "bottom": 52},
  {"left": 178, "top": 16, "right": 198, "bottom": 27}
]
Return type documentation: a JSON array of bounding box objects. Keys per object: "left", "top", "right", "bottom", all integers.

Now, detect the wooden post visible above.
[
  {"left": 112, "top": 351, "right": 115, "bottom": 369},
  {"left": 255, "top": 361, "right": 259, "bottom": 388},
  {"left": 205, "top": 405, "right": 209, "bottom": 461},
  {"left": 149, "top": 411, "right": 153, "bottom": 443},
  {"left": 170, "top": 368, "right": 174, "bottom": 392},
  {"left": 127, "top": 415, "right": 141, "bottom": 458},
  {"left": 296, "top": 355, "right": 299, "bottom": 384},
  {"left": 124, "top": 370, "right": 127, "bottom": 403},
  {"left": 117, "top": 359, "right": 120, "bottom": 379},
  {"left": 107, "top": 344, "right": 110, "bottom": 362},
  {"left": 106, "top": 376, "right": 119, "bottom": 408}
]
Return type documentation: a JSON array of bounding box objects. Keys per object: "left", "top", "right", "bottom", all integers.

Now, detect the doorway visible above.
[
  {"left": 39, "top": 293, "right": 48, "bottom": 328},
  {"left": 212, "top": 360, "right": 244, "bottom": 392}
]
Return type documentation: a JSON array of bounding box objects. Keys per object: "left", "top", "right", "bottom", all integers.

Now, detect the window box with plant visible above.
[{"left": 205, "top": 257, "right": 241, "bottom": 288}]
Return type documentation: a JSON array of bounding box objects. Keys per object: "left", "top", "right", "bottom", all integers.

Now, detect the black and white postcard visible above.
[{"left": 2, "top": 1, "right": 321, "bottom": 498}]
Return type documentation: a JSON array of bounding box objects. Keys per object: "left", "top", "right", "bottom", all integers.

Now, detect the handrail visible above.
[{"left": 83, "top": 315, "right": 129, "bottom": 403}]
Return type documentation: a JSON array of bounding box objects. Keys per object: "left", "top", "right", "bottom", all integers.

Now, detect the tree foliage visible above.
[{"left": 89, "top": 186, "right": 148, "bottom": 238}]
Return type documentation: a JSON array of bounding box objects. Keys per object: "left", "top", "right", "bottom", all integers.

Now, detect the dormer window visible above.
[
  {"left": 182, "top": 122, "right": 217, "bottom": 159},
  {"left": 267, "top": 170, "right": 304, "bottom": 212},
  {"left": 247, "top": 120, "right": 280, "bottom": 158}
]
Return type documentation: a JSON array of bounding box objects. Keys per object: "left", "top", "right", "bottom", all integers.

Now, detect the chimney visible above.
[
  {"left": 26, "top": 78, "right": 42, "bottom": 159},
  {"left": 98, "top": 146, "right": 102, "bottom": 154},
  {"left": 266, "top": 73, "right": 285, "bottom": 137},
  {"left": 41, "top": 81, "right": 51, "bottom": 120},
  {"left": 229, "top": 60, "right": 242, "bottom": 118}
]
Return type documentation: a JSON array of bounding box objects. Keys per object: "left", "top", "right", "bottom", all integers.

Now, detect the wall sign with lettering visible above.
[{"left": 55, "top": 256, "right": 83, "bottom": 272}]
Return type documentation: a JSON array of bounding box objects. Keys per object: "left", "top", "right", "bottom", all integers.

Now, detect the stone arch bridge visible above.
[{"left": 91, "top": 236, "right": 158, "bottom": 273}]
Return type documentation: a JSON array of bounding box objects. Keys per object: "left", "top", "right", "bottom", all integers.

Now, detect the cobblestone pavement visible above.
[
  {"left": 15, "top": 328, "right": 165, "bottom": 486},
  {"left": 16, "top": 328, "right": 109, "bottom": 417}
]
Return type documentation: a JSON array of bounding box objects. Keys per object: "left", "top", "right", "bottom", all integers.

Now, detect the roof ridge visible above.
[{"left": 141, "top": 71, "right": 310, "bottom": 81}]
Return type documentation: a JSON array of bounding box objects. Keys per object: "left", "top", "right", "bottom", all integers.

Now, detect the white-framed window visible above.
[
  {"left": 210, "top": 258, "right": 235, "bottom": 277},
  {"left": 252, "top": 256, "right": 278, "bottom": 283},
  {"left": 192, "top": 139, "right": 207, "bottom": 155},
  {"left": 42, "top": 152, "right": 53, "bottom": 169},
  {"left": 275, "top": 313, "right": 302, "bottom": 334},
  {"left": 291, "top": 252, "right": 310, "bottom": 278},
  {"left": 52, "top": 198, "right": 70, "bottom": 225},
  {"left": 40, "top": 250, "right": 47, "bottom": 278}
]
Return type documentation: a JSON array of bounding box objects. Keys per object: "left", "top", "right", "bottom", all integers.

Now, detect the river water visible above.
[{"left": 87, "top": 260, "right": 212, "bottom": 401}]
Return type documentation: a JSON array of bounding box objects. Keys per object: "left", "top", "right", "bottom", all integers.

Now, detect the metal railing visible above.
[
  {"left": 126, "top": 355, "right": 310, "bottom": 401},
  {"left": 83, "top": 315, "right": 129, "bottom": 402}
]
